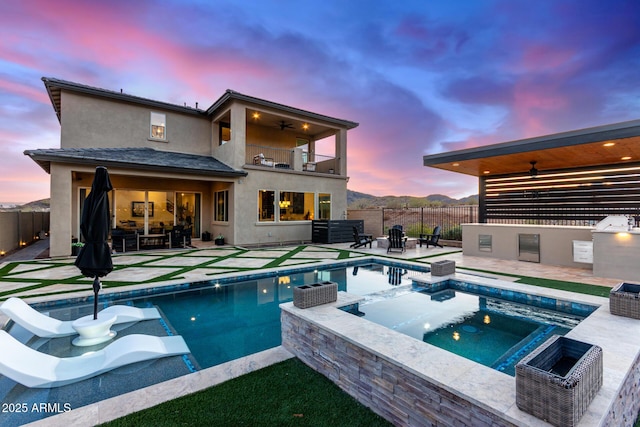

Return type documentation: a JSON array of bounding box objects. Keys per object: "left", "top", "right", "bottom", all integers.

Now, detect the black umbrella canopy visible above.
[{"left": 74, "top": 166, "right": 113, "bottom": 319}]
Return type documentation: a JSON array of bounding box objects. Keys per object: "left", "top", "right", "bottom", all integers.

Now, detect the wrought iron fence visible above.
[{"left": 382, "top": 206, "right": 478, "bottom": 241}]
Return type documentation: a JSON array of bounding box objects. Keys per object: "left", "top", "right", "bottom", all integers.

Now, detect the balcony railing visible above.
[{"left": 246, "top": 144, "right": 338, "bottom": 174}]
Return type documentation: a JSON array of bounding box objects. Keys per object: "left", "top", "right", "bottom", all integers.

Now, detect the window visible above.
[
  {"left": 279, "top": 191, "right": 314, "bottom": 221},
  {"left": 150, "top": 112, "right": 166, "bottom": 140},
  {"left": 219, "top": 122, "right": 231, "bottom": 145},
  {"left": 318, "top": 193, "right": 331, "bottom": 220},
  {"left": 258, "top": 190, "right": 275, "bottom": 222},
  {"left": 214, "top": 190, "right": 229, "bottom": 222}
]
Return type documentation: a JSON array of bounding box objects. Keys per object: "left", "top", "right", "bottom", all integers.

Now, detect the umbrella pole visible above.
[{"left": 93, "top": 276, "right": 101, "bottom": 320}]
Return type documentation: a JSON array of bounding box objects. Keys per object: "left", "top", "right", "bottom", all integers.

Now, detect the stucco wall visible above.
[
  {"left": 0, "top": 212, "right": 49, "bottom": 256},
  {"left": 60, "top": 91, "right": 212, "bottom": 155},
  {"left": 233, "top": 169, "right": 347, "bottom": 246},
  {"left": 462, "top": 223, "right": 593, "bottom": 269},
  {"left": 593, "top": 230, "right": 640, "bottom": 281},
  {"left": 347, "top": 209, "right": 383, "bottom": 237}
]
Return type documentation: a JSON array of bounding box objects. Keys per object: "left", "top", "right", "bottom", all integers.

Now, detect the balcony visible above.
[{"left": 246, "top": 144, "right": 338, "bottom": 174}]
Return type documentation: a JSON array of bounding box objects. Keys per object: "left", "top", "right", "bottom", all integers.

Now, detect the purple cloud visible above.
[{"left": 0, "top": 0, "right": 638, "bottom": 203}]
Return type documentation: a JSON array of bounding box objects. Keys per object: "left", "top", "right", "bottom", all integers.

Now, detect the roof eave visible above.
[
  {"left": 23, "top": 150, "right": 247, "bottom": 178},
  {"left": 206, "top": 89, "right": 359, "bottom": 129},
  {"left": 423, "top": 118, "right": 640, "bottom": 166},
  {"left": 41, "top": 77, "right": 208, "bottom": 119}
]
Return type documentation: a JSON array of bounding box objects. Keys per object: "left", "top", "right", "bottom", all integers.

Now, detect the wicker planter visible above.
[
  {"left": 516, "top": 335, "right": 603, "bottom": 427},
  {"left": 431, "top": 260, "right": 455, "bottom": 276},
  {"left": 610, "top": 282, "right": 640, "bottom": 319},
  {"left": 293, "top": 281, "right": 338, "bottom": 309}
]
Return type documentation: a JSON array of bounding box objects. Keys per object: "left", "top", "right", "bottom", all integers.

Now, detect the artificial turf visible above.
[
  {"left": 100, "top": 358, "right": 392, "bottom": 427},
  {"left": 515, "top": 276, "right": 611, "bottom": 297}
]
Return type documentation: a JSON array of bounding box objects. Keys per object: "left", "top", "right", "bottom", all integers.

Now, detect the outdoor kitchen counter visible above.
[{"left": 592, "top": 229, "right": 640, "bottom": 281}]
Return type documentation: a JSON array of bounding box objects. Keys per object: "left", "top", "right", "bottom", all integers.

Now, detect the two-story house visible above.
[{"left": 25, "top": 77, "right": 358, "bottom": 257}]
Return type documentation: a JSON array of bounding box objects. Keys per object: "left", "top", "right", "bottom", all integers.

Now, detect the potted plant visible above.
[
  {"left": 214, "top": 234, "right": 225, "bottom": 246},
  {"left": 71, "top": 239, "right": 84, "bottom": 256}
]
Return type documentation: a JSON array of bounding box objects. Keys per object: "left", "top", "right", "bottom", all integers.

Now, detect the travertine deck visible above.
[{"left": 0, "top": 242, "right": 626, "bottom": 426}]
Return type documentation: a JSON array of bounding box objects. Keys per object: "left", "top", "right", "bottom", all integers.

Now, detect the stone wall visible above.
[
  {"left": 600, "top": 350, "right": 640, "bottom": 426},
  {"left": 281, "top": 309, "right": 518, "bottom": 427}
]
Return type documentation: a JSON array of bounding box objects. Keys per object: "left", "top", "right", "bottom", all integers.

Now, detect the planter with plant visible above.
[
  {"left": 71, "top": 239, "right": 84, "bottom": 256},
  {"left": 215, "top": 234, "right": 225, "bottom": 245}
]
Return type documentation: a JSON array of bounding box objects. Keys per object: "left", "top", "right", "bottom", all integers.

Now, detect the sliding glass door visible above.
[
  {"left": 109, "top": 190, "right": 200, "bottom": 237},
  {"left": 176, "top": 192, "right": 201, "bottom": 237}
]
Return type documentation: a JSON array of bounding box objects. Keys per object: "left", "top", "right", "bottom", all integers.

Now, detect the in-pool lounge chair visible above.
[
  {"left": 0, "top": 297, "right": 161, "bottom": 338},
  {"left": 0, "top": 330, "right": 190, "bottom": 388}
]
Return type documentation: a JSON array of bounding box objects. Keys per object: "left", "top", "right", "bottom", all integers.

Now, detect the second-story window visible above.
[
  {"left": 219, "top": 122, "right": 231, "bottom": 145},
  {"left": 150, "top": 112, "right": 166, "bottom": 140}
]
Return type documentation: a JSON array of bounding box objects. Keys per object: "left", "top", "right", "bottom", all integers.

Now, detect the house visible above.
[{"left": 25, "top": 78, "right": 358, "bottom": 257}]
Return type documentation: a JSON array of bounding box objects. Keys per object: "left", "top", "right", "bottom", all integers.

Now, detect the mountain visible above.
[
  {"left": 0, "top": 199, "right": 50, "bottom": 212},
  {"left": 347, "top": 190, "right": 477, "bottom": 208}
]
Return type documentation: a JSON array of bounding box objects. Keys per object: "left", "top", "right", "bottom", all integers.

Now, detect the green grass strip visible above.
[
  {"left": 515, "top": 276, "right": 611, "bottom": 297},
  {"left": 101, "top": 358, "right": 392, "bottom": 427},
  {"left": 263, "top": 245, "right": 308, "bottom": 269}
]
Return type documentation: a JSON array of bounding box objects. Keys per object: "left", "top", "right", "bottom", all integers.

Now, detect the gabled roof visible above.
[
  {"left": 24, "top": 147, "right": 247, "bottom": 177},
  {"left": 41, "top": 77, "right": 359, "bottom": 130},
  {"left": 42, "top": 77, "right": 207, "bottom": 123},
  {"left": 423, "top": 118, "right": 640, "bottom": 177},
  {"left": 206, "top": 90, "right": 359, "bottom": 130}
]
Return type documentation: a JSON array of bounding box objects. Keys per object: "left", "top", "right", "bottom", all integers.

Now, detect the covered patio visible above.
[{"left": 423, "top": 118, "right": 640, "bottom": 280}]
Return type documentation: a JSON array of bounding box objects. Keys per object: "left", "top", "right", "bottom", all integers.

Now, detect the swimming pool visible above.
[
  {"left": 0, "top": 260, "right": 427, "bottom": 426},
  {"left": 0, "top": 259, "right": 598, "bottom": 425},
  {"left": 350, "top": 287, "right": 586, "bottom": 375}
]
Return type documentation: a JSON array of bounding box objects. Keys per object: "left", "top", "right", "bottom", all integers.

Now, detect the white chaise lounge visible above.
[
  {"left": 0, "top": 297, "right": 161, "bottom": 338},
  {"left": 0, "top": 330, "right": 190, "bottom": 388}
]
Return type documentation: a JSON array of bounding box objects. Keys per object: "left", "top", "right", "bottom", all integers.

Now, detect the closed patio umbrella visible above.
[{"left": 74, "top": 166, "right": 113, "bottom": 320}]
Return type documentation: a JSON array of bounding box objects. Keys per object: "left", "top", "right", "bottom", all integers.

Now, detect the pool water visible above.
[
  {"left": 1, "top": 261, "right": 425, "bottom": 426},
  {"left": 0, "top": 261, "right": 590, "bottom": 425},
  {"left": 137, "top": 263, "right": 423, "bottom": 368},
  {"left": 354, "top": 288, "right": 583, "bottom": 376}
]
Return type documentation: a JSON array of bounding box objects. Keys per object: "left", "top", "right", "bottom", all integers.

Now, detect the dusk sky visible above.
[{"left": 1, "top": 0, "right": 639, "bottom": 204}]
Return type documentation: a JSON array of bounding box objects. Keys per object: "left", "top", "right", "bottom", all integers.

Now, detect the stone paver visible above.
[
  {"left": 237, "top": 250, "right": 290, "bottom": 258},
  {"left": 145, "top": 256, "right": 214, "bottom": 267},
  {"left": 6, "top": 265, "right": 84, "bottom": 280},
  {"left": 104, "top": 266, "right": 183, "bottom": 282},
  {"left": 112, "top": 255, "right": 164, "bottom": 265},
  {"left": 0, "top": 242, "right": 620, "bottom": 304}
]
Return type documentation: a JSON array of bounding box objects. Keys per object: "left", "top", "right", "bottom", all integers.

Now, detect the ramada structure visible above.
[
  {"left": 25, "top": 78, "right": 358, "bottom": 258},
  {"left": 423, "top": 119, "right": 640, "bottom": 280}
]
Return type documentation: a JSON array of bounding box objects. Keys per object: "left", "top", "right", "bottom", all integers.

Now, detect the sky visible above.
[{"left": 1, "top": 0, "right": 639, "bottom": 204}]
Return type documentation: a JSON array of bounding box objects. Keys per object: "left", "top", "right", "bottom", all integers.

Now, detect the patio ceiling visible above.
[{"left": 423, "top": 119, "right": 640, "bottom": 177}]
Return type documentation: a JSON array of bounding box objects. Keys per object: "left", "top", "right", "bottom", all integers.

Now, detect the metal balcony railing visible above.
[{"left": 246, "top": 144, "right": 338, "bottom": 174}]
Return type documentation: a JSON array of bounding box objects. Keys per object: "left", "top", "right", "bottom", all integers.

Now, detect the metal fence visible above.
[{"left": 382, "top": 206, "right": 478, "bottom": 241}]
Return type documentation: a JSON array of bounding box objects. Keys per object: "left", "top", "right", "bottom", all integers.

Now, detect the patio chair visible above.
[
  {"left": 111, "top": 228, "right": 138, "bottom": 252},
  {"left": 181, "top": 227, "right": 193, "bottom": 247},
  {"left": 169, "top": 225, "right": 185, "bottom": 248},
  {"left": 0, "top": 297, "right": 161, "bottom": 338},
  {"left": 387, "top": 227, "right": 405, "bottom": 253},
  {"left": 0, "top": 330, "right": 190, "bottom": 388},
  {"left": 419, "top": 225, "right": 443, "bottom": 248},
  {"left": 350, "top": 226, "right": 373, "bottom": 249}
]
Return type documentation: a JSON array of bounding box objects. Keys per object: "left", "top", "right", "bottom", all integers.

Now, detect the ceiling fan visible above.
[{"left": 277, "top": 120, "right": 294, "bottom": 130}]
